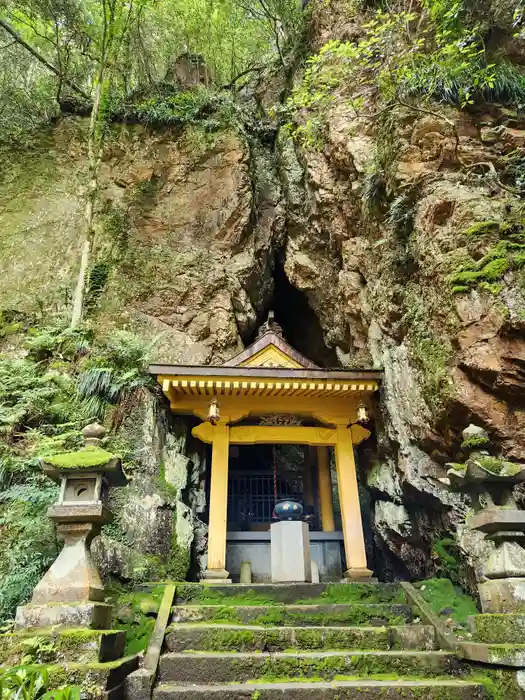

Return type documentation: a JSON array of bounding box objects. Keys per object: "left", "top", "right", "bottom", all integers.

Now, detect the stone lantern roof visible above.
[{"left": 39, "top": 422, "right": 127, "bottom": 486}]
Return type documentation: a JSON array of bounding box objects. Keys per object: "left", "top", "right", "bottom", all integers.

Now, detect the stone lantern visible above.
[
  {"left": 15, "top": 424, "right": 128, "bottom": 630},
  {"left": 447, "top": 424, "right": 525, "bottom": 613}
]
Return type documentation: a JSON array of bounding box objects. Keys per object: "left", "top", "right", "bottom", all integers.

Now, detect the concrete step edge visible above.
[
  {"left": 161, "top": 650, "right": 451, "bottom": 659},
  {"left": 155, "top": 679, "right": 485, "bottom": 690},
  {"left": 166, "top": 624, "right": 427, "bottom": 631}
]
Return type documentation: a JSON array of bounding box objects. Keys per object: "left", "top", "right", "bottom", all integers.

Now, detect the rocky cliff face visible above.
[{"left": 2, "top": 1, "right": 525, "bottom": 589}]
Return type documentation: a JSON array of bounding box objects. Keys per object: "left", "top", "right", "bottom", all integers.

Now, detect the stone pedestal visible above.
[
  {"left": 202, "top": 568, "right": 232, "bottom": 584},
  {"left": 271, "top": 521, "right": 311, "bottom": 583},
  {"left": 34, "top": 522, "right": 104, "bottom": 603},
  {"left": 15, "top": 601, "right": 112, "bottom": 630},
  {"left": 16, "top": 522, "right": 106, "bottom": 629},
  {"left": 479, "top": 578, "right": 525, "bottom": 613}
]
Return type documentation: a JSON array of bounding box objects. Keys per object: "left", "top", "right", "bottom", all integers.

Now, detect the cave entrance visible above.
[
  {"left": 248, "top": 259, "right": 338, "bottom": 368},
  {"left": 150, "top": 315, "right": 382, "bottom": 582}
]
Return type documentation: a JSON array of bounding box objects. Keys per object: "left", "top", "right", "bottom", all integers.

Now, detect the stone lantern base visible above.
[
  {"left": 479, "top": 577, "right": 525, "bottom": 613},
  {"left": 15, "top": 521, "right": 108, "bottom": 630},
  {"left": 14, "top": 601, "right": 112, "bottom": 630}
]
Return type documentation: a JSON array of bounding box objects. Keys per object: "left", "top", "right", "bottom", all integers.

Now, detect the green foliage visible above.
[
  {"left": 0, "top": 665, "right": 80, "bottom": 700},
  {"left": 119, "top": 87, "right": 233, "bottom": 128},
  {"left": 112, "top": 585, "right": 164, "bottom": 655},
  {"left": 432, "top": 537, "right": 460, "bottom": 581},
  {"left": 286, "top": 0, "right": 525, "bottom": 148},
  {"left": 0, "top": 324, "right": 153, "bottom": 622},
  {"left": 0, "top": 0, "right": 302, "bottom": 145}
]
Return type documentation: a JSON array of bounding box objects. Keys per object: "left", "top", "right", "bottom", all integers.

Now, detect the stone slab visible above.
[
  {"left": 271, "top": 521, "right": 312, "bottom": 583},
  {"left": 125, "top": 668, "right": 155, "bottom": 700},
  {"left": 173, "top": 582, "right": 403, "bottom": 605},
  {"left": 154, "top": 680, "right": 488, "bottom": 700},
  {"left": 170, "top": 603, "right": 413, "bottom": 626},
  {"left": 470, "top": 510, "right": 525, "bottom": 533},
  {"left": 460, "top": 641, "right": 525, "bottom": 667},
  {"left": 158, "top": 650, "right": 460, "bottom": 683},
  {"left": 14, "top": 602, "right": 112, "bottom": 630},
  {"left": 479, "top": 578, "right": 525, "bottom": 613},
  {"left": 226, "top": 537, "right": 343, "bottom": 582}
]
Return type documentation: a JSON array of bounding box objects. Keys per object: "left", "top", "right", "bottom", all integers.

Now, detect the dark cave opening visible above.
[{"left": 249, "top": 257, "right": 339, "bottom": 368}]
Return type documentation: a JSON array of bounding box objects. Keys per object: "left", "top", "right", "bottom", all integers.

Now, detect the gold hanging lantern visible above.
[
  {"left": 207, "top": 397, "right": 220, "bottom": 425},
  {"left": 356, "top": 402, "right": 369, "bottom": 425}
]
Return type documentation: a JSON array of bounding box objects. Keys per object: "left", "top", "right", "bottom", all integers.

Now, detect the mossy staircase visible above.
[{"left": 150, "top": 583, "right": 488, "bottom": 699}]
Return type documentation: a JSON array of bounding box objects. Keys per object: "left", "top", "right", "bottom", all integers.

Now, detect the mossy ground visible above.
[
  {"left": 110, "top": 584, "right": 165, "bottom": 655},
  {"left": 297, "top": 584, "right": 406, "bottom": 606},
  {"left": 414, "top": 579, "right": 478, "bottom": 627}
]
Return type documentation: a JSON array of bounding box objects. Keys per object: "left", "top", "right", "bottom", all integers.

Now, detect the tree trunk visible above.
[
  {"left": 70, "top": 73, "right": 105, "bottom": 328},
  {"left": 0, "top": 18, "right": 90, "bottom": 100}
]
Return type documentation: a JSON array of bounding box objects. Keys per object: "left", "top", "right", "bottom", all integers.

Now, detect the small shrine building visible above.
[{"left": 150, "top": 316, "right": 382, "bottom": 582}]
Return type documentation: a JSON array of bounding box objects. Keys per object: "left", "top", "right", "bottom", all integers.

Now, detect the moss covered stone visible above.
[
  {"left": 45, "top": 446, "right": 115, "bottom": 469},
  {"left": 0, "top": 628, "right": 125, "bottom": 666},
  {"left": 171, "top": 603, "right": 410, "bottom": 628},
  {"left": 112, "top": 586, "right": 164, "bottom": 655},
  {"left": 471, "top": 614, "right": 525, "bottom": 644}
]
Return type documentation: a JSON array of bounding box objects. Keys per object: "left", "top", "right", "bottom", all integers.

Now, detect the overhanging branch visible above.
[{"left": 0, "top": 18, "right": 90, "bottom": 100}]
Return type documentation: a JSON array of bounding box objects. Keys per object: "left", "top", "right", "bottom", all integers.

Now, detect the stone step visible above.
[
  {"left": 170, "top": 604, "right": 413, "bottom": 627},
  {"left": 173, "top": 583, "right": 404, "bottom": 606},
  {"left": 164, "top": 624, "right": 436, "bottom": 652},
  {"left": 154, "top": 679, "right": 487, "bottom": 700},
  {"left": 158, "top": 650, "right": 461, "bottom": 684}
]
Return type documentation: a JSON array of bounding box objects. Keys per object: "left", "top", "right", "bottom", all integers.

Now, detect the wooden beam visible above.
[{"left": 229, "top": 425, "right": 337, "bottom": 446}]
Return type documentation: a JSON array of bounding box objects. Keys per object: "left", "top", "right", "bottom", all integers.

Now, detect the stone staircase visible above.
[{"left": 151, "top": 582, "right": 488, "bottom": 699}]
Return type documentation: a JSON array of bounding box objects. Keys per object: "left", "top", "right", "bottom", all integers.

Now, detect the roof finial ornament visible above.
[{"left": 257, "top": 310, "right": 284, "bottom": 339}]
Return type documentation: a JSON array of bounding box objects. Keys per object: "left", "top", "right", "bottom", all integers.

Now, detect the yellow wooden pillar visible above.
[
  {"left": 334, "top": 426, "right": 372, "bottom": 580},
  {"left": 204, "top": 422, "right": 231, "bottom": 581},
  {"left": 317, "top": 446, "right": 335, "bottom": 532}
]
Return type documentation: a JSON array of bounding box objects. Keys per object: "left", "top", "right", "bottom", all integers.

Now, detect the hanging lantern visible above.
[
  {"left": 207, "top": 397, "right": 220, "bottom": 425},
  {"left": 356, "top": 402, "right": 369, "bottom": 425}
]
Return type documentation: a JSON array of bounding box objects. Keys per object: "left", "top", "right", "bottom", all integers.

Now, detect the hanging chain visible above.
[{"left": 272, "top": 446, "right": 278, "bottom": 503}]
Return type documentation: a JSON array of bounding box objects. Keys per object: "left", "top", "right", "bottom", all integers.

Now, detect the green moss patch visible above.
[
  {"left": 165, "top": 625, "right": 393, "bottom": 653},
  {"left": 297, "top": 584, "right": 405, "bottom": 606},
  {"left": 45, "top": 446, "right": 115, "bottom": 469},
  {"left": 472, "top": 614, "right": 525, "bottom": 644},
  {"left": 414, "top": 579, "right": 478, "bottom": 627},
  {"left": 450, "top": 221, "right": 525, "bottom": 294}
]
